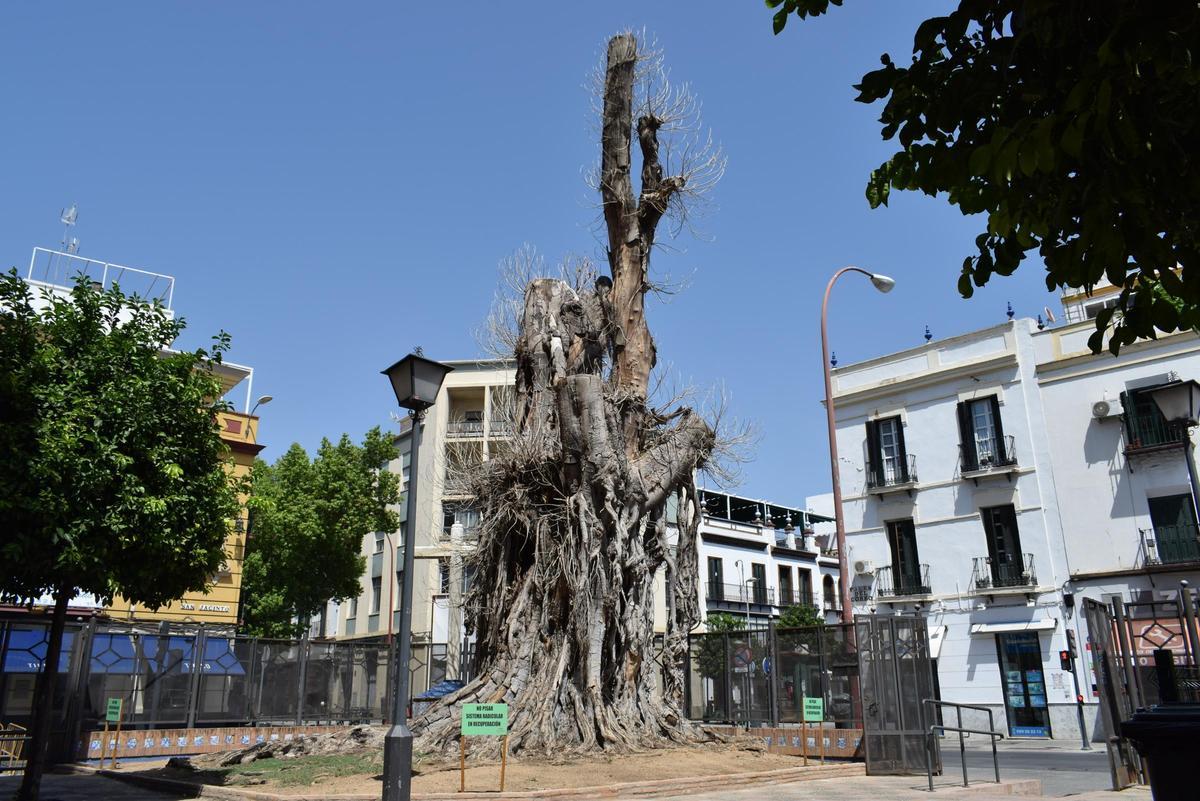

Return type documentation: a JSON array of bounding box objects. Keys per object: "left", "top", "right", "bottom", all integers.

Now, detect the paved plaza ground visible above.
[{"left": 0, "top": 739, "right": 1150, "bottom": 801}]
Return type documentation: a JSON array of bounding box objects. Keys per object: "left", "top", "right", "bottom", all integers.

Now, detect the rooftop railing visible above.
[{"left": 26, "top": 247, "right": 175, "bottom": 310}]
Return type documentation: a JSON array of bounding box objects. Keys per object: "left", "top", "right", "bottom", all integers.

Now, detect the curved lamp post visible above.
[
  {"left": 381, "top": 353, "right": 453, "bottom": 801},
  {"left": 820, "top": 267, "right": 895, "bottom": 624}
]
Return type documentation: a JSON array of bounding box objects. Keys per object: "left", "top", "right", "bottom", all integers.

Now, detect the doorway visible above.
[{"left": 995, "top": 632, "right": 1051, "bottom": 737}]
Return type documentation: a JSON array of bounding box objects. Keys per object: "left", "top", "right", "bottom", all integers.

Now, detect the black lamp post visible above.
[
  {"left": 1147, "top": 379, "right": 1200, "bottom": 516},
  {"left": 381, "top": 353, "right": 452, "bottom": 801}
]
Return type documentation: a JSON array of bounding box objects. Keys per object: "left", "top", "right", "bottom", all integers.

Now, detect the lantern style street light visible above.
[
  {"left": 1146, "top": 379, "right": 1200, "bottom": 528},
  {"left": 820, "top": 267, "right": 895, "bottom": 623},
  {"left": 1147, "top": 379, "right": 1200, "bottom": 426},
  {"left": 381, "top": 353, "right": 453, "bottom": 801}
]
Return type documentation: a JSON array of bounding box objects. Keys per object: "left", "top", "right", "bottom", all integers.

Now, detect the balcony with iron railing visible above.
[
  {"left": 1145, "top": 525, "right": 1200, "bottom": 566},
  {"left": 970, "top": 553, "right": 1036, "bottom": 592},
  {"left": 705, "top": 582, "right": 774, "bottom": 607},
  {"left": 1124, "top": 407, "right": 1188, "bottom": 454},
  {"left": 960, "top": 435, "right": 1018, "bottom": 478},
  {"left": 445, "top": 418, "right": 485, "bottom": 438},
  {"left": 775, "top": 589, "right": 816, "bottom": 609},
  {"left": 876, "top": 564, "right": 931, "bottom": 598},
  {"left": 865, "top": 454, "right": 918, "bottom": 495},
  {"left": 489, "top": 419, "right": 514, "bottom": 437}
]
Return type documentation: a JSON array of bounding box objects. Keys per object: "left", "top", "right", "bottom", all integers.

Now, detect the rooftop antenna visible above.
[{"left": 53, "top": 204, "right": 79, "bottom": 283}]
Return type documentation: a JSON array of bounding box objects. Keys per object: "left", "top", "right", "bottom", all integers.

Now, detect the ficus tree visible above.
[
  {"left": 767, "top": 0, "right": 1200, "bottom": 353},
  {"left": 414, "top": 32, "right": 724, "bottom": 757},
  {"left": 0, "top": 270, "right": 241, "bottom": 801},
  {"left": 239, "top": 429, "right": 399, "bottom": 639}
]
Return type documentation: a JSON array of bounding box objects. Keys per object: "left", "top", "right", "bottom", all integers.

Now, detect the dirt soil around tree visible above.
[{"left": 143, "top": 738, "right": 815, "bottom": 797}]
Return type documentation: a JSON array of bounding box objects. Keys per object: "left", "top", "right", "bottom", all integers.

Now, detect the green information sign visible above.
[
  {"left": 461, "top": 703, "right": 508, "bottom": 736},
  {"left": 802, "top": 696, "right": 824, "bottom": 723},
  {"left": 105, "top": 697, "right": 124, "bottom": 723}
]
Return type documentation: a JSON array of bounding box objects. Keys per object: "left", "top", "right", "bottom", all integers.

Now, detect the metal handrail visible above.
[{"left": 922, "top": 699, "right": 1003, "bottom": 792}]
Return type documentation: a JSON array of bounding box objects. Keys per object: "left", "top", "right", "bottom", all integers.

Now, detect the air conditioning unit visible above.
[
  {"left": 1092, "top": 396, "right": 1124, "bottom": 419},
  {"left": 853, "top": 559, "right": 876, "bottom": 576}
]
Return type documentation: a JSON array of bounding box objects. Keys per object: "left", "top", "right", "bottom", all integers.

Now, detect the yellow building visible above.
[{"left": 103, "top": 359, "right": 265, "bottom": 626}]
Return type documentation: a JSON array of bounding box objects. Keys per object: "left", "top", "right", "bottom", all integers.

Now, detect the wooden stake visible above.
[
  {"left": 99, "top": 721, "right": 110, "bottom": 769},
  {"left": 459, "top": 735, "right": 466, "bottom": 793},
  {"left": 801, "top": 719, "right": 808, "bottom": 767},
  {"left": 499, "top": 735, "right": 509, "bottom": 792},
  {"left": 113, "top": 711, "right": 123, "bottom": 769}
]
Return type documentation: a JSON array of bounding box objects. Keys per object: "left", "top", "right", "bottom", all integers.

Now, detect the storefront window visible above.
[{"left": 996, "top": 631, "right": 1051, "bottom": 737}]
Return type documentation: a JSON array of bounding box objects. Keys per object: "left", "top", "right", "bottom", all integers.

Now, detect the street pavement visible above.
[
  {"left": 0, "top": 746, "right": 1151, "bottom": 801},
  {"left": 939, "top": 737, "right": 1119, "bottom": 797},
  {"left": 0, "top": 772, "right": 191, "bottom": 801}
]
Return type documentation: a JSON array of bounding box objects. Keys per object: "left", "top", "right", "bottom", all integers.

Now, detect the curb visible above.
[{"left": 71, "top": 760, "right": 865, "bottom": 801}]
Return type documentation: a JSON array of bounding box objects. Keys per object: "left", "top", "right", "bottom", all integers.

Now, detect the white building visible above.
[
  {"left": 809, "top": 285, "right": 1200, "bottom": 742},
  {"left": 693, "top": 488, "right": 839, "bottom": 629},
  {"left": 324, "top": 359, "right": 515, "bottom": 692}
]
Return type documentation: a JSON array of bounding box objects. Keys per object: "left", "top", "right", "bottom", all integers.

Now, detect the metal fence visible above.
[
  {"left": 686, "top": 622, "right": 862, "bottom": 730},
  {"left": 1083, "top": 587, "right": 1200, "bottom": 790},
  {"left": 0, "top": 616, "right": 474, "bottom": 763}
]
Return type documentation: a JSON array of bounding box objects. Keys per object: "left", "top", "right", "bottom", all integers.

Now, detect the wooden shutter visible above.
[
  {"left": 957, "top": 401, "right": 977, "bottom": 470},
  {"left": 989, "top": 396, "right": 1007, "bottom": 463},
  {"left": 865, "top": 419, "right": 884, "bottom": 486},
  {"left": 894, "top": 417, "right": 910, "bottom": 481}
]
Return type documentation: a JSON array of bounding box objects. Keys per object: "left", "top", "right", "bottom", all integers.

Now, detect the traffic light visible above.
[
  {"left": 1066, "top": 629, "right": 1078, "bottom": 659},
  {"left": 1060, "top": 650, "right": 1073, "bottom": 671}
]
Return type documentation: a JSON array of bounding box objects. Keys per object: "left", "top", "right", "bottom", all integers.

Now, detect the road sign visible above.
[
  {"left": 461, "top": 703, "right": 508, "bottom": 736},
  {"left": 802, "top": 696, "right": 824, "bottom": 723},
  {"left": 105, "top": 698, "right": 123, "bottom": 723},
  {"left": 762, "top": 656, "right": 771, "bottom": 676}
]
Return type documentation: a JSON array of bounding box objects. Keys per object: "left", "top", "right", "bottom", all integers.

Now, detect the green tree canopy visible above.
[
  {"left": 0, "top": 270, "right": 241, "bottom": 800},
  {"left": 767, "top": 0, "right": 1200, "bottom": 353},
  {"left": 779, "top": 603, "right": 824, "bottom": 629},
  {"left": 0, "top": 270, "right": 240, "bottom": 606},
  {"left": 240, "top": 428, "right": 400, "bottom": 638},
  {"left": 695, "top": 612, "right": 746, "bottom": 680}
]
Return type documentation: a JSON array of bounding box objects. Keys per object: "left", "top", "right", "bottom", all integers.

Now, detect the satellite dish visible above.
[{"left": 1043, "top": 306, "right": 1057, "bottom": 323}]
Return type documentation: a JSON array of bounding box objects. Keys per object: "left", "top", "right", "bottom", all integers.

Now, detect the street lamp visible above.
[
  {"left": 820, "top": 267, "right": 895, "bottom": 623},
  {"left": 249, "top": 394, "right": 273, "bottom": 416},
  {"left": 1146, "top": 379, "right": 1200, "bottom": 526},
  {"left": 381, "top": 353, "right": 453, "bottom": 801}
]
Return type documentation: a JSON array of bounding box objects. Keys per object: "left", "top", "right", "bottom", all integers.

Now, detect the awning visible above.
[
  {"left": 927, "top": 625, "right": 948, "bottom": 660},
  {"left": 2, "top": 629, "right": 76, "bottom": 673},
  {"left": 969, "top": 619, "right": 1057, "bottom": 636}
]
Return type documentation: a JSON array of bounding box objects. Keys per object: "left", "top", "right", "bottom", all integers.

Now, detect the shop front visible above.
[{"left": 995, "top": 631, "right": 1051, "bottom": 737}]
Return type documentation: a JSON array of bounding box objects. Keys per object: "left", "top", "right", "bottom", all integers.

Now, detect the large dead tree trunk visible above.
[{"left": 414, "top": 32, "right": 716, "bottom": 758}]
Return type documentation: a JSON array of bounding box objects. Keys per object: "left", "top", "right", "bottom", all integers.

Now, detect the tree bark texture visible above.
[
  {"left": 413, "top": 33, "right": 714, "bottom": 757},
  {"left": 18, "top": 588, "right": 70, "bottom": 801}
]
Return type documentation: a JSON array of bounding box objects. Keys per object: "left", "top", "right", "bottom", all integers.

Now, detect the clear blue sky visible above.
[{"left": 2, "top": 2, "right": 1059, "bottom": 506}]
